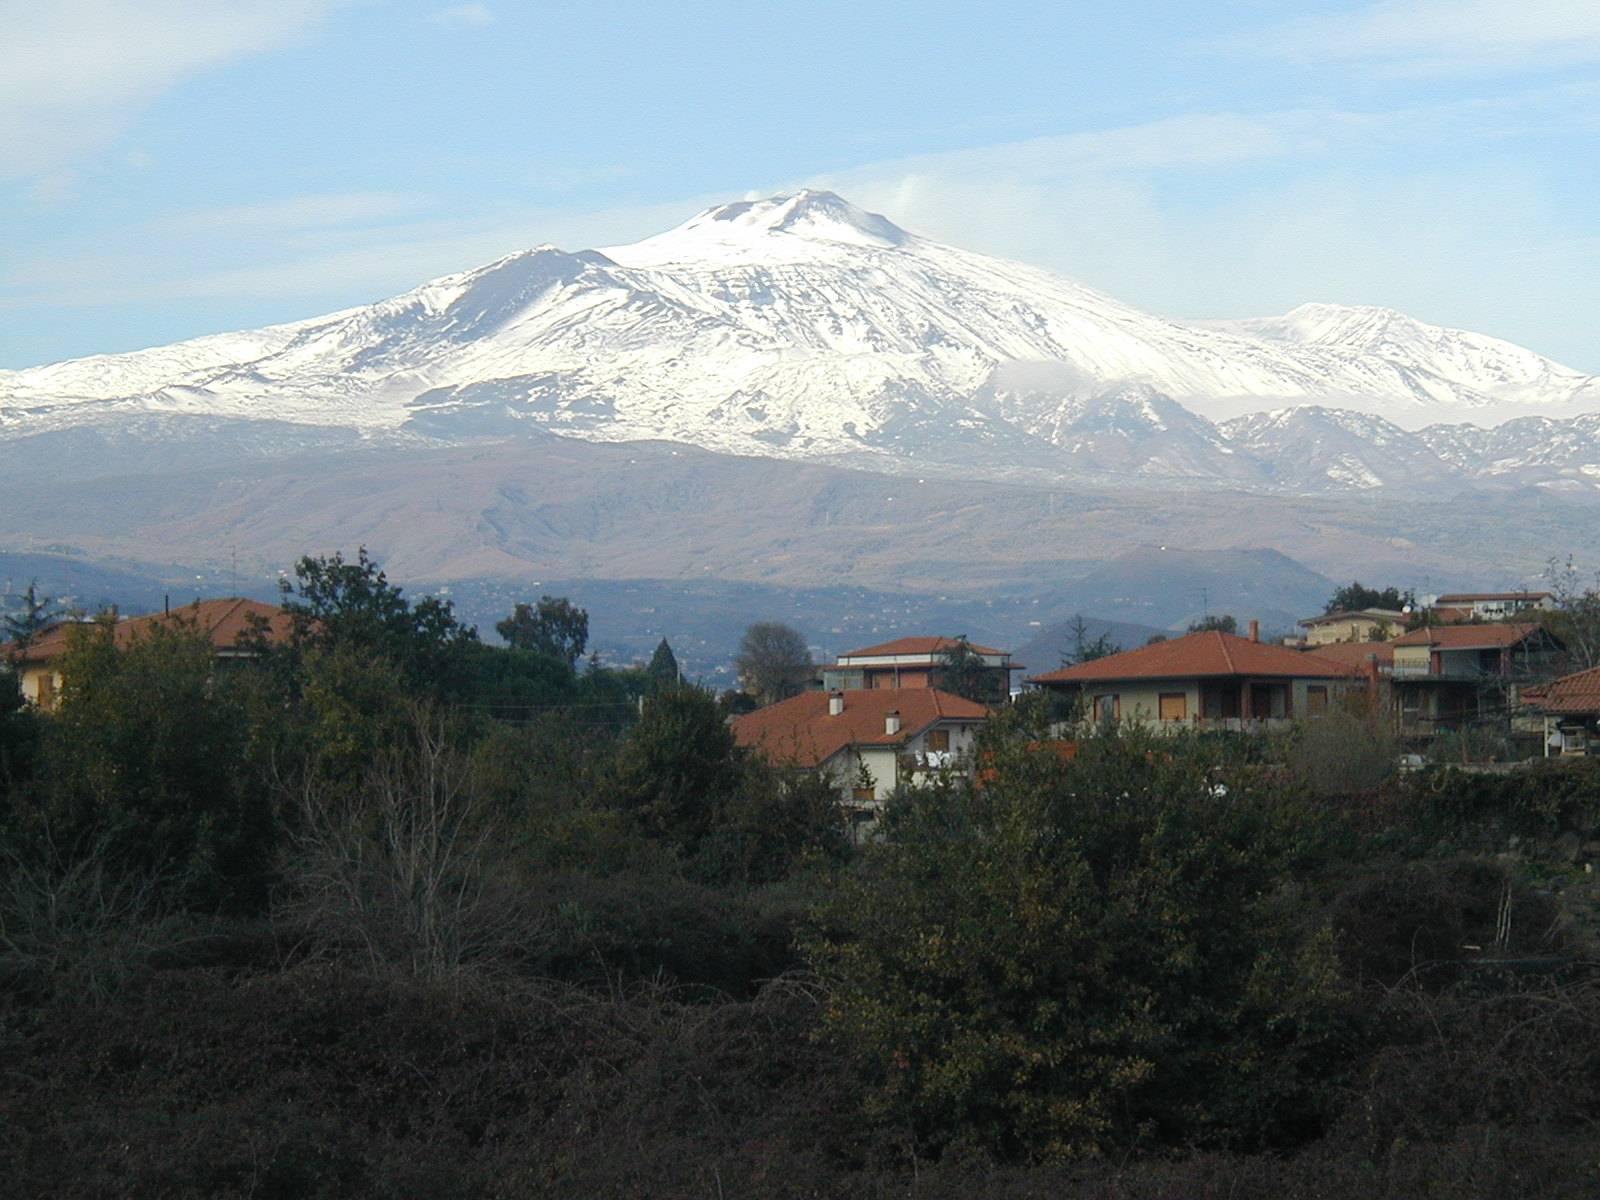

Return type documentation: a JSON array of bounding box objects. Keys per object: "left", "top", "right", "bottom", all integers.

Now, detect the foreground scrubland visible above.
[{"left": 4, "top": 556, "right": 1600, "bottom": 1198}]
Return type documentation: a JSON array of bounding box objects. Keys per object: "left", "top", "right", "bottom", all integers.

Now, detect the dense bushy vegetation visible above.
[{"left": 5, "top": 559, "right": 1600, "bottom": 1196}]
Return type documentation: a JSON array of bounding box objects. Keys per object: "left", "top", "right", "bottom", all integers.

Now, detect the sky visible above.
[{"left": 2, "top": 0, "right": 1598, "bottom": 372}]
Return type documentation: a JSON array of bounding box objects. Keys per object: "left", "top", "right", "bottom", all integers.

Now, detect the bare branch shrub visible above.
[
  {"left": 0, "top": 835, "right": 164, "bottom": 1003},
  {"left": 1285, "top": 706, "right": 1398, "bottom": 797},
  {"left": 280, "top": 703, "right": 542, "bottom": 980}
]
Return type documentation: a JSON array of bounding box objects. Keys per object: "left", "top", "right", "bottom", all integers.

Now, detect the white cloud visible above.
[
  {"left": 429, "top": 4, "right": 495, "bottom": 28},
  {"left": 0, "top": 1, "right": 341, "bottom": 178},
  {"left": 1240, "top": 0, "right": 1600, "bottom": 71}
]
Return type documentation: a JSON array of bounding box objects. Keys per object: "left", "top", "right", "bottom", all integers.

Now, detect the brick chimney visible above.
[
  {"left": 885, "top": 709, "right": 901, "bottom": 736},
  {"left": 1248, "top": 619, "right": 1259, "bottom": 643},
  {"left": 828, "top": 691, "right": 844, "bottom": 717}
]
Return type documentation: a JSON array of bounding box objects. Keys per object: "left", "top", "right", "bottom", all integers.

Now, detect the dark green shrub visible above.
[{"left": 809, "top": 730, "right": 1363, "bottom": 1161}]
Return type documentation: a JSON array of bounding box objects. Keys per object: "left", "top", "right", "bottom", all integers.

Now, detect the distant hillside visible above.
[
  {"left": 1014, "top": 615, "right": 1169, "bottom": 678},
  {"left": 0, "top": 552, "right": 242, "bottom": 620},
  {"left": 1051, "top": 547, "right": 1337, "bottom": 634}
]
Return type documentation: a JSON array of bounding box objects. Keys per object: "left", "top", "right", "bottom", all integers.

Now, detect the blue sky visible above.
[{"left": 3, "top": 0, "right": 1598, "bottom": 371}]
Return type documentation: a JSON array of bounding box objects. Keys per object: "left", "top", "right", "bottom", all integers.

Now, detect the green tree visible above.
[
  {"left": 0, "top": 661, "right": 41, "bottom": 804},
  {"left": 2, "top": 581, "right": 59, "bottom": 654},
  {"left": 277, "top": 547, "right": 477, "bottom": 694},
  {"left": 1324, "top": 582, "right": 1412, "bottom": 614},
  {"left": 809, "top": 730, "right": 1354, "bottom": 1161},
  {"left": 646, "top": 638, "right": 681, "bottom": 692},
  {"left": 735, "top": 622, "right": 812, "bottom": 706},
  {"left": 934, "top": 635, "right": 1001, "bottom": 704},
  {"left": 609, "top": 684, "right": 745, "bottom": 852},
  {"left": 496, "top": 596, "right": 589, "bottom": 667},
  {"left": 1188, "top": 613, "right": 1238, "bottom": 634},
  {"left": 1060, "top": 614, "right": 1118, "bottom": 667},
  {"left": 32, "top": 617, "right": 275, "bottom": 911}
]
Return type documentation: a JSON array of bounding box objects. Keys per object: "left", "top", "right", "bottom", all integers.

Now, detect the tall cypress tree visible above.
[{"left": 647, "top": 637, "right": 680, "bottom": 692}]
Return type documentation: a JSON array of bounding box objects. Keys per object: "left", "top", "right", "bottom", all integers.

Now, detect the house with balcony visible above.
[
  {"left": 1027, "top": 622, "right": 1359, "bottom": 732},
  {"left": 1386, "top": 622, "right": 1561, "bottom": 737},
  {"left": 1429, "top": 592, "right": 1554, "bottom": 620},
  {"left": 820, "top": 636, "right": 1020, "bottom": 702},
  {"left": 730, "top": 687, "right": 989, "bottom": 818}
]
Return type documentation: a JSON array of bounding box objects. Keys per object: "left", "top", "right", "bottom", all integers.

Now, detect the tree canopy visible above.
[
  {"left": 496, "top": 596, "right": 589, "bottom": 667},
  {"left": 735, "top": 622, "right": 812, "bottom": 706},
  {"left": 279, "top": 548, "right": 476, "bottom": 679},
  {"left": 1187, "top": 614, "right": 1238, "bottom": 634},
  {"left": 1060, "top": 614, "right": 1118, "bottom": 667},
  {"left": 1324, "top": 582, "right": 1411, "bottom": 614},
  {"left": 646, "top": 638, "right": 680, "bottom": 691},
  {"left": 934, "top": 635, "right": 1003, "bottom": 704},
  {"left": 2, "top": 582, "right": 59, "bottom": 653}
]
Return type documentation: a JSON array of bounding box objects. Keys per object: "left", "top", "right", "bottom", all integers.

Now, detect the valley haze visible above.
[{"left": 3, "top": 190, "right": 1597, "bottom": 664}]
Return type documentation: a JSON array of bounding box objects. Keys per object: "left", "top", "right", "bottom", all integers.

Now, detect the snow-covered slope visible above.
[
  {"left": 3, "top": 189, "right": 1596, "bottom": 492},
  {"left": 1214, "top": 303, "right": 1597, "bottom": 421},
  {"left": 1219, "top": 407, "right": 1461, "bottom": 492}
]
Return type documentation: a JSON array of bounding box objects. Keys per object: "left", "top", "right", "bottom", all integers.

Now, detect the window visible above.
[
  {"left": 926, "top": 728, "right": 950, "bottom": 753},
  {"left": 851, "top": 786, "right": 876, "bottom": 804},
  {"left": 1306, "top": 686, "right": 1328, "bottom": 717},
  {"left": 35, "top": 672, "right": 54, "bottom": 710},
  {"left": 1093, "top": 693, "right": 1119, "bottom": 722},
  {"left": 1158, "top": 692, "right": 1187, "bottom": 722}
]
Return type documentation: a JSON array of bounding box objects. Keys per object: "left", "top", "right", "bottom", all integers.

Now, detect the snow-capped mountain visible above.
[{"left": 3, "top": 189, "right": 1597, "bottom": 494}]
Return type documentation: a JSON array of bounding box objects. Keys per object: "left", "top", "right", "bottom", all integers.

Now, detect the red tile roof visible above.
[
  {"left": 838, "top": 636, "right": 1008, "bottom": 659},
  {"left": 1523, "top": 665, "right": 1600, "bottom": 715},
  {"left": 1390, "top": 622, "right": 1543, "bottom": 650},
  {"left": 1029, "top": 630, "right": 1356, "bottom": 685},
  {"left": 1300, "top": 640, "right": 1395, "bottom": 669},
  {"left": 731, "top": 687, "right": 989, "bottom": 769},
  {"left": 3, "top": 598, "right": 292, "bottom": 664}
]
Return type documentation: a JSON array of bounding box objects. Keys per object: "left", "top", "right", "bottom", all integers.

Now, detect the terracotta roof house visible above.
[
  {"left": 1386, "top": 622, "right": 1562, "bottom": 736},
  {"left": 1297, "top": 608, "right": 1407, "bottom": 646},
  {"left": 2, "top": 597, "right": 293, "bottom": 710},
  {"left": 731, "top": 687, "right": 989, "bottom": 810},
  {"left": 1523, "top": 665, "right": 1600, "bottom": 756},
  {"left": 1299, "top": 640, "right": 1395, "bottom": 672},
  {"left": 821, "top": 635, "right": 1020, "bottom": 701},
  {"left": 1029, "top": 623, "right": 1358, "bottom": 730}
]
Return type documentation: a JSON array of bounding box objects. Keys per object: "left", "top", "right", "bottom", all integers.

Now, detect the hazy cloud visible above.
[
  {"left": 1238, "top": 0, "right": 1600, "bottom": 71},
  {"left": 151, "top": 192, "right": 431, "bottom": 236},
  {"left": 799, "top": 97, "right": 1600, "bottom": 371},
  {"left": 429, "top": 4, "right": 495, "bottom": 29},
  {"left": 0, "top": 1, "right": 341, "bottom": 178}
]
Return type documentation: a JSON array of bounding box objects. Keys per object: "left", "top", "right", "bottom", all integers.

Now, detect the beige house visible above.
[
  {"left": 2, "top": 597, "right": 293, "bottom": 710},
  {"left": 1298, "top": 608, "right": 1407, "bottom": 646},
  {"left": 731, "top": 687, "right": 989, "bottom": 815}
]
